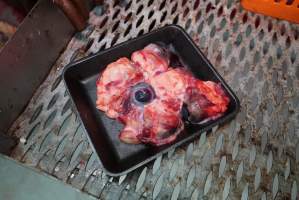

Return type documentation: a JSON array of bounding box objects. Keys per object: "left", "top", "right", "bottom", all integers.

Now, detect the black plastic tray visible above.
[{"left": 63, "top": 25, "right": 240, "bottom": 176}]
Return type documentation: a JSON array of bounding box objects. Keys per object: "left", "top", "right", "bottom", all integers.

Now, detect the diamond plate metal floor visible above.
[{"left": 6, "top": 0, "right": 299, "bottom": 199}]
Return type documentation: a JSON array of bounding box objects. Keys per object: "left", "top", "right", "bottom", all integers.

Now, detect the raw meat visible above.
[{"left": 96, "top": 44, "right": 230, "bottom": 146}]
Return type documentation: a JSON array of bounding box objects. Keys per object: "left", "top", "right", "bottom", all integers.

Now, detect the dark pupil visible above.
[{"left": 135, "top": 88, "right": 151, "bottom": 103}]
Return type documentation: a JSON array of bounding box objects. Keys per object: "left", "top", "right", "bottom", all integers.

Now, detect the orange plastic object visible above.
[{"left": 241, "top": 0, "right": 299, "bottom": 24}]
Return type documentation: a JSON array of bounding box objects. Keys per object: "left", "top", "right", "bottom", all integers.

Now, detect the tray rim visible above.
[{"left": 63, "top": 24, "right": 240, "bottom": 176}]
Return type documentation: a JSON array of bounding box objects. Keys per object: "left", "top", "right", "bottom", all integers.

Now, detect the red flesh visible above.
[{"left": 96, "top": 44, "right": 230, "bottom": 146}]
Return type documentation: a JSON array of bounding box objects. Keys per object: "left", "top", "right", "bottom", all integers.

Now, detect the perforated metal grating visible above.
[{"left": 7, "top": 0, "right": 299, "bottom": 199}]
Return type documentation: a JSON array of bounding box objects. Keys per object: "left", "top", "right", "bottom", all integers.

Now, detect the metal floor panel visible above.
[
  {"left": 0, "top": 154, "right": 96, "bottom": 200},
  {"left": 7, "top": 0, "right": 299, "bottom": 199}
]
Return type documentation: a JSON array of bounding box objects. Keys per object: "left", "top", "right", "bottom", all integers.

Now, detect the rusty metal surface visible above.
[
  {"left": 7, "top": 0, "right": 299, "bottom": 199},
  {"left": 0, "top": 0, "right": 74, "bottom": 133},
  {"left": 53, "top": 0, "right": 87, "bottom": 31}
]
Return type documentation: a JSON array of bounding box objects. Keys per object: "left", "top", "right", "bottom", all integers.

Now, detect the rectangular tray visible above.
[{"left": 63, "top": 25, "right": 240, "bottom": 176}]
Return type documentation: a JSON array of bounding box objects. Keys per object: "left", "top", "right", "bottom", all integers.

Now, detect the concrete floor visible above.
[{"left": 0, "top": 154, "right": 95, "bottom": 200}]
